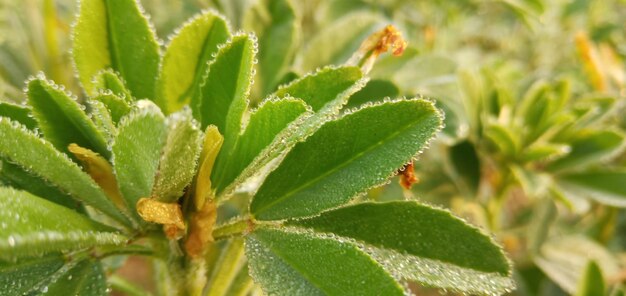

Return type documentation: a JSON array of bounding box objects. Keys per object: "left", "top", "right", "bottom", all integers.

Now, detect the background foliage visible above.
[{"left": 1, "top": 0, "right": 626, "bottom": 295}]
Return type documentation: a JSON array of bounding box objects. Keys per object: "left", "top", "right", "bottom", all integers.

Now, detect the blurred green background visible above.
[{"left": 2, "top": 0, "right": 626, "bottom": 295}]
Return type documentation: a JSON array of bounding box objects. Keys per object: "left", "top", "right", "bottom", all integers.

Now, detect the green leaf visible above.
[
  {"left": 73, "top": 0, "right": 160, "bottom": 99},
  {"left": 449, "top": 140, "right": 481, "bottom": 195},
  {"left": 558, "top": 170, "right": 626, "bottom": 207},
  {"left": 297, "top": 12, "right": 383, "bottom": 72},
  {"left": 575, "top": 261, "right": 605, "bottom": 296},
  {"left": 344, "top": 79, "right": 399, "bottom": 109},
  {"left": 0, "top": 118, "right": 130, "bottom": 226},
  {"left": 0, "top": 101, "right": 37, "bottom": 130},
  {"left": 212, "top": 98, "right": 310, "bottom": 195},
  {"left": 88, "top": 99, "right": 117, "bottom": 143},
  {"left": 27, "top": 77, "right": 110, "bottom": 158},
  {"left": 548, "top": 130, "right": 625, "bottom": 171},
  {"left": 158, "top": 11, "right": 230, "bottom": 113},
  {"left": 250, "top": 99, "right": 442, "bottom": 220},
  {"left": 535, "top": 235, "right": 619, "bottom": 294},
  {"left": 485, "top": 123, "right": 520, "bottom": 157},
  {"left": 216, "top": 67, "right": 366, "bottom": 199},
  {"left": 92, "top": 70, "right": 133, "bottom": 101},
  {"left": 0, "top": 187, "right": 126, "bottom": 259},
  {"left": 288, "top": 201, "right": 514, "bottom": 295},
  {"left": 243, "top": 0, "right": 299, "bottom": 97},
  {"left": 275, "top": 66, "right": 362, "bottom": 112},
  {"left": 45, "top": 259, "right": 108, "bottom": 296},
  {"left": 246, "top": 228, "right": 404, "bottom": 296},
  {"left": 152, "top": 108, "right": 202, "bottom": 202},
  {"left": 93, "top": 93, "right": 131, "bottom": 125},
  {"left": 521, "top": 143, "right": 571, "bottom": 163},
  {"left": 0, "top": 254, "right": 66, "bottom": 295},
  {"left": 112, "top": 101, "right": 167, "bottom": 219},
  {"left": 0, "top": 160, "right": 78, "bottom": 209},
  {"left": 192, "top": 34, "right": 254, "bottom": 136}
]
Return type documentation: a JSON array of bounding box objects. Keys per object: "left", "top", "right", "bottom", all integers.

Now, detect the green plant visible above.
[{"left": 0, "top": 0, "right": 517, "bottom": 295}]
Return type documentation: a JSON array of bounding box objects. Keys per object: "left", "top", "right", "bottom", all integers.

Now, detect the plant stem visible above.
[
  {"left": 212, "top": 218, "right": 251, "bottom": 240},
  {"left": 206, "top": 238, "right": 246, "bottom": 296},
  {"left": 108, "top": 275, "right": 151, "bottom": 296}
]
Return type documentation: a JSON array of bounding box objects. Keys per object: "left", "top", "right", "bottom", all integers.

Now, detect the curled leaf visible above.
[
  {"left": 194, "top": 125, "right": 224, "bottom": 209},
  {"left": 68, "top": 143, "right": 125, "bottom": 210}
]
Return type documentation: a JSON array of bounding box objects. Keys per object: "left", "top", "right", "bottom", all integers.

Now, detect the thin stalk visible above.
[
  {"left": 108, "top": 275, "right": 152, "bottom": 296},
  {"left": 225, "top": 264, "right": 254, "bottom": 296},
  {"left": 206, "top": 238, "right": 246, "bottom": 296},
  {"left": 213, "top": 218, "right": 251, "bottom": 241}
]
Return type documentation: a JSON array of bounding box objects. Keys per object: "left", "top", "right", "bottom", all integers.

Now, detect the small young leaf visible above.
[
  {"left": 152, "top": 108, "right": 203, "bottom": 202},
  {"left": 92, "top": 93, "right": 131, "bottom": 125},
  {"left": 88, "top": 99, "right": 117, "bottom": 142},
  {"left": 112, "top": 101, "right": 167, "bottom": 220},
  {"left": 243, "top": 0, "right": 299, "bottom": 97},
  {"left": 73, "top": 0, "right": 160, "bottom": 99},
  {"left": 288, "top": 201, "right": 514, "bottom": 295},
  {"left": 297, "top": 12, "right": 383, "bottom": 72},
  {"left": 27, "top": 77, "right": 110, "bottom": 158},
  {"left": 212, "top": 98, "right": 310, "bottom": 194},
  {"left": 192, "top": 34, "right": 254, "bottom": 136},
  {"left": 548, "top": 130, "right": 625, "bottom": 171},
  {"left": 559, "top": 170, "right": 626, "bottom": 207},
  {"left": 44, "top": 259, "right": 108, "bottom": 296},
  {"left": 92, "top": 70, "right": 133, "bottom": 101},
  {"left": 0, "top": 187, "right": 126, "bottom": 260},
  {"left": 0, "top": 102, "right": 37, "bottom": 130},
  {"left": 250, "top": 99, "right": 442, "bottom": 220},
  {"left": 246, "top": 228, "right": 404, "bottom": 296},
  {"left": 575, "top": 261, "right": 605, "bottom": 296},
  {"left": 0, "top": 118, "right": 130, "bottom": 226},
  {"left": 158, "top": 11, "right": 230, "bottom": 113}
]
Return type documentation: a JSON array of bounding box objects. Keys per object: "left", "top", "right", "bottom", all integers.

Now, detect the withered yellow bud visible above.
[
  {"left": 347, "top": 25, "right": 407, "bottom": 73},
  {"left": 185, "top": 200, "right": 217, "bottom": 258},
  {"left": 136, "top": 197, "right": 185, "bottom": 231},
  {"left": 68, "top": 143, "right": 126, "bottom": 209}
]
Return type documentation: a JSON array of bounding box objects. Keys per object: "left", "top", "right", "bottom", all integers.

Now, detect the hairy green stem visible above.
[{"left": 213, "top": 218, "right": 251, "bottom": 240}]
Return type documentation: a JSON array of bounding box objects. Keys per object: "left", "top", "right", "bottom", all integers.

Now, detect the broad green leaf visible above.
[
  {"left": 558, "top": 171, "right": 626, "bottom": 207},
  {"left": 212, "top": 98, "right": 310, "bottom": 194},
  {"left": 250, "top": 99, "right": 442, "bottom": 220},
  {"left": 0, "top": 160, "right": 77, "bottom": 209},
  {"left": 449, "top": 140, "right": 481, "bottom": 195},
  {"left": 548, "top": 130, "right": 625, "bottom": 171},
  {"left": 93, "top": 93, "right": 131, "bottom": 125},
  {"left": 243, "top": 0, "right": 299, "bottom": 97},
  {"left": 45, "top": 259, "right": 108, "bottom": 296},
  {"left": 344, "top": 79, "right": 399, "bottom": 109},
  {"left": 153, "top": 108, "right": 202, "bottom": 202},
  {"left": 0, "top": 254, "right": 66, "bottom": 295},
  {"left": 297, "top": 12, "right": 383, "bottom": 72},
  {"left": 275, "top": 66, "right": 362, "bottom": 112},
  {"left": 73, "top": 0, "right": 160, "bottom": 99},
  {"left": 158, "top": 11, "right": 230, "bottom": 113},
  {"left": 192, "top": 34, "right": 254, "bottom": 136},
  {"left": 112, "top": 101, "right": 167, "bottom": 219},
  {"left": 27, "top": 77, "right": 110, "bottom": 158},
  {"left": 0, "top": 187, "right": 126, "bottom": 259},
  {"left": 92, "top": 70, "right": 133, "bottom": 101},
  {"left": 0, "top": 118, "right": 130, "bottom": 226},
  {"left": 216, "top": 67, "right": 366, "bottom": 199},
  {"left": 246, "top": 228, "right": 404, "bottom": 295},
  {"left": 288, "top": 201, "right": 514, "bottom": 295},
  {"left": 535, "top": 235, "right": 619, "bottom": 294},
  {"left": 575, "top": 261, "right": 605, "bottom": 296},
  {"left": 0, "top": 102, "right": 37, "bottom": 130}
]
